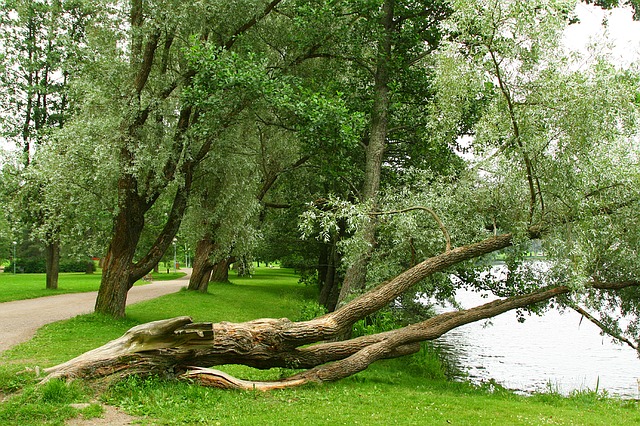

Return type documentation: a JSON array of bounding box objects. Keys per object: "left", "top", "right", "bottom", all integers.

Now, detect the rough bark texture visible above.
[
  {"left": 46, "top": 276, "right": 639, "bottom": 389},
  {"left": 44, "top": 241, "right": 60, "bottom": 290},
  {"left": 46, "top": 229, "right": 639, "bottom": 390},
  {"left": 337, "top": 0, "right": 393, "bottom": 307},
  {"left": 94, "top": 193, "right": 146, "bottom": 318},
  {"left": 188, "top": 237, "right": 215, "bottom": 292},
  {"left": 210, "top": 257, "right": 232, "bottom": 283}
]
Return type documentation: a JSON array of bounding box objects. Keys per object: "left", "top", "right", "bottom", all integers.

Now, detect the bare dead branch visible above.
[{"left": 572, "top": 305, "right": 638, "bottom": 351}]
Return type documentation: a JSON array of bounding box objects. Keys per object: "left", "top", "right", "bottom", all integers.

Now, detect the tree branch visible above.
[
  {"left": 224, "top": 0, "right": 284, "bottom": 51},
  {"left": 186, "top": 280, "right": 640, "bottom": 390},
  {"left": 487, "top": 44, "right": 543, "bottom": 223},
  {"left": 371, "top": 206, "right": 451, "bottom": 252},
  {"left": 572, "top": 304, "right": 638, "bottom": 351},
  {"left": 134, "top": 29, "right": 161, "bottom": 95}
]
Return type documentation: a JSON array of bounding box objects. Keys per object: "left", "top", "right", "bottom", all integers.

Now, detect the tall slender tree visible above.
[{"left": 0, "top": 0, "right": 91, "bottom": 288}]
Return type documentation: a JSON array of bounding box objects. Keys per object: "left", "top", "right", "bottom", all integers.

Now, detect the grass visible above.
[
  {"left": 1, "top": 266, "right": 639, "bottom": 425},
  {"left": 0, "top": 268, "right": 186, "bottom": 303}
]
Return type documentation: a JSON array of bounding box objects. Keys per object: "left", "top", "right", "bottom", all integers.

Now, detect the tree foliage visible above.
[
  {"left": 2, "top": 0, "right": 639, "bottom": 388},
  {"left": 0, "top": 0, "right": 94, "bottom": 287}
]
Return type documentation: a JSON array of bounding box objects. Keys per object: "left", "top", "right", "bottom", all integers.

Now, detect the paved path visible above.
[{"left": 0, "top": 270, "right": 191, "bottom": 354}]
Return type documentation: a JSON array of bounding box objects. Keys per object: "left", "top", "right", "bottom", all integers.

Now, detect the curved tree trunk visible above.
[
  {"left": 210, "top": 257, "right": 232, "bottom": 283},
  {"left": 50, "top": 229, "right": 639, "bottom": 392},
  {"left": 95, "top": 201, "right": 145, "bottom": 317},
  {"left": 188, "top": 237, "right": 215, "bottom": 292},
  {"left": 51, "top": 232, "right": 616, "bottom": 390},
  {"left": 45, "top": 270, "right": 639, "bottom": 389}
]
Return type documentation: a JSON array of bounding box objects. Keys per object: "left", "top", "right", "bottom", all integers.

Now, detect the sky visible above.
[{"left": 564, "top": 3, "right": 640, "bottom": 66}]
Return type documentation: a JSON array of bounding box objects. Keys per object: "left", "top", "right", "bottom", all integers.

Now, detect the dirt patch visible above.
[{"left": 66, "top": 404, "right": 140, "bottom": 426}]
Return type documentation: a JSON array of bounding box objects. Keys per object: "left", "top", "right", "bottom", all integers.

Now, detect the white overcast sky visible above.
[
  {"left": 1, "top": 3, "right": 640, "bottom": 157},
  {"left": 564, "top": 3, "right": 640, "bottom": 66}
]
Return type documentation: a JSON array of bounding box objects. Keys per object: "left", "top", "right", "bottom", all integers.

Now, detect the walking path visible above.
[{"left": 0, "top": 269, "right": 191, "bottom": 353}]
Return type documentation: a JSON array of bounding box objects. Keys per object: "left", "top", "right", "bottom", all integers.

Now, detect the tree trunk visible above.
[
  {"left": 319, "top": 241, "right": 340, "bottom": 312},
  {"left": 210, "top": 257, "right": 232, "bottom": 283},
  {"left": 94, "top": 198, "right": 146, "bottom": 318},
  {"left": 45, "top": 269, "right": 640, "bottom": 389},
  {"left": 44, "top": 232, "right": 521, "bottom": 383},
  {"left": 318, "top": 243, "right": 329, "bottom": 289},
  {"left": 44, "top": 241, "right": 60, "bottom": 290},
  {"left": 188, "top": 237, "right": 215, "bottom": 292},
  {"left": 337, "top": 0, "right": 393, "bottom": 307}
]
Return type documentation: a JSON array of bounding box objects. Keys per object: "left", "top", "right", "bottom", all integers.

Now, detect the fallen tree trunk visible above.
[
  {"left": 44, "top": 232, "right": 640, "bottom": 390},
  {"left": 44, "top": 279, "right": 639, "bottom": 389}
]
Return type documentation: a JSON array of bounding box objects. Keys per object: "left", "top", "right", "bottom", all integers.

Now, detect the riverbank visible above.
[{"left": 1, "top": 266, "right": 638, "bottom": 425}]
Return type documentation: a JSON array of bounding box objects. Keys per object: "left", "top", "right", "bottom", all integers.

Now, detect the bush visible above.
[
  {"left": 5, "top": 259, "right": 95, "bottom": 273},
  {"left": 295, "top": 300, "right": 328, "bottom": 321},
  {"left": 5, "top": 258, "right": 45, "bottom": 273}
]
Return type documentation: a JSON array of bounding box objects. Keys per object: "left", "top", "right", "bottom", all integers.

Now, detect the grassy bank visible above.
[
  {"left": 0, "top": 268, "right": 186, "bottom": 303},
  {"left": 1, "top": 267, "right": 639, "bottom": 425}
]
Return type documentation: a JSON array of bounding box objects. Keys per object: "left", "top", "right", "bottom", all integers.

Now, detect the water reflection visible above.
[{"left": 434, "top": 289, "right": 640, "bottom": 398}]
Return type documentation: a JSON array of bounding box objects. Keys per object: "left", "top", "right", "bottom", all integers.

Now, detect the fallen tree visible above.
[{"left": 44, "top": 232, "right": 640, "bottom": 390}]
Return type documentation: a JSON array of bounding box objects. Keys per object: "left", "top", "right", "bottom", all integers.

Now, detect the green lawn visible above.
[
  {"left": 1, "top": 266, "right": 638, "bottom": 425},
  {"left": 0, "top": 269, "right": 186, "bottom": 303}
]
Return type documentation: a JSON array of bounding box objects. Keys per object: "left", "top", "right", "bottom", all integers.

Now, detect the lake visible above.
[{"left": 433, "top": 287, "right": 640, "bottom": 398}]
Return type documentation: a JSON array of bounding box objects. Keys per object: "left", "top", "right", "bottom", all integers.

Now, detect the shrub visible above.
[
  {"left": 5, "top": 258, "right": 45, "bottom": 273},
  {"left": 5, "top": 259, "right": 95, "bottom": 273}
]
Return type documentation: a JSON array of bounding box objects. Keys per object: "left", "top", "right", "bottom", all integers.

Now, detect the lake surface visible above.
[{"left": 433, "top": 288, "right": 640, "bottom": 398}]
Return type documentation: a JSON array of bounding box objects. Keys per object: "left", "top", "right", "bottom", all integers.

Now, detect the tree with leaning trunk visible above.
[
  {"left": 43, "top": 229, "right": 640, "bottom": 389},
  {"left": 43, "top": 0, "right": 640, "bottom": 388},
  {"left": 46, "top": 0, "right": 286, "bottom": 317}
]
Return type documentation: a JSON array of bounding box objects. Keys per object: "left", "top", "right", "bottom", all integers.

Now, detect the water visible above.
[{"left": 433, "top": 288, "right": 640, "bottom": 398}]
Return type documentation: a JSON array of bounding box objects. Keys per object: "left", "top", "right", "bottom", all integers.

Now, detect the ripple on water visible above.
[{"left": 432, "top": 288, "right": 640, "bottom": 398}]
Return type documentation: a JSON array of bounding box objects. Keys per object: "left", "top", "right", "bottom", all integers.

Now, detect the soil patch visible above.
[{"left": 66, "top": 404, "right": 140, "bottom": 426}]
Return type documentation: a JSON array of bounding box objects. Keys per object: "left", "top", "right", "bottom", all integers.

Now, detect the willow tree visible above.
[
  {"left": 183, "top": 0, "right": 370, "bottom": 293},
  {"left": 45, "top": 0, "right": 640, "bottom": 388},
  {"left": 185, "top": 123, "right": 313, "bottom": 292},
  {"left": 38, "top": 0, "right": 287, "bottom": 317}
]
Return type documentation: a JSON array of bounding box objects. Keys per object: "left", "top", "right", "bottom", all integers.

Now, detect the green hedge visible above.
[{"left": 4, "top": 259, "right": 95, "bottom": 274}]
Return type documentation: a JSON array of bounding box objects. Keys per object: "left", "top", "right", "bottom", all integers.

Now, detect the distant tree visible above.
[{"left": 0, "top": 0, "right": 91, "bottom": 288}]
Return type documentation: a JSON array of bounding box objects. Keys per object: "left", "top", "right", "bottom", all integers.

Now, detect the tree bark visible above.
[
  {"left": 44, "top": 241, "right": 60, "bottom": 290},
  {"left": 188, "top": 237, "right": 215, "bottom": 292},
  {"left": 337, "top": 0, "right": 394, "bottom": 307},
  {"left": 95, "top": 195, "right": 146, "bottom": 317},
  {"left": 318, "top": 241, "right": 340, "bottom": 311},
  {"left": 210, "top": 257, "right": 232, "bottom": 283},
  {"left": 45, "top": 274, "right": 640, "bottom": 389},
  {"left": 44, "top": 232, "right": 533, "bottom": 384}
]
